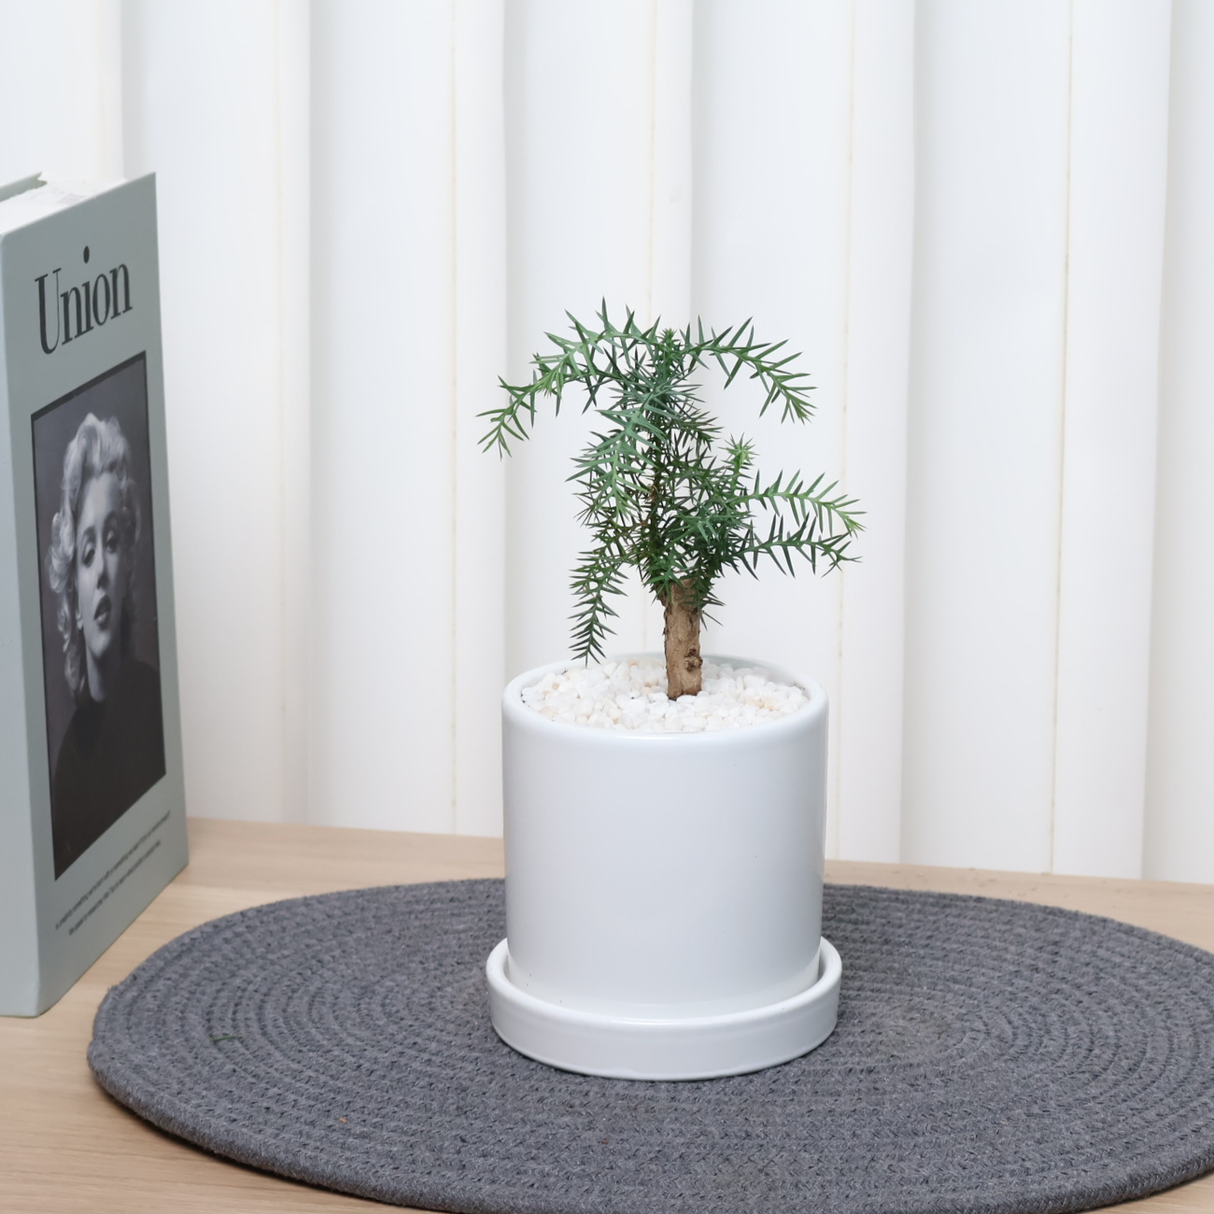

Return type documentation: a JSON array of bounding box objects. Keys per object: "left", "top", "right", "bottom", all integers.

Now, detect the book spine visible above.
[{"left": 0, "top": 233, "right": 42, "bottom": 1016}]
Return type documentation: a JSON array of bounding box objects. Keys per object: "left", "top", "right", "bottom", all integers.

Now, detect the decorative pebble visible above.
[{"left": 520, "top": 657, "right": 808, "bottom": 733}]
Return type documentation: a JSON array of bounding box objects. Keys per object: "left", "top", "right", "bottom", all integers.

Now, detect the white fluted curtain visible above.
[{"left": 3, "top": 1, "right": 1212, "bottom": 883}]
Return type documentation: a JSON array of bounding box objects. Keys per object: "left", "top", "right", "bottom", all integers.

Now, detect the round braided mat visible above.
[{"left": 89, "top": 880, "right": 1214, "bottom": 1214}]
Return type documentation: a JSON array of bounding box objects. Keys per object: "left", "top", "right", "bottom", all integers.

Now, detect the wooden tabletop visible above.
[{"left": 3, "top": 817, "right": 1212, "bottom": 1213}]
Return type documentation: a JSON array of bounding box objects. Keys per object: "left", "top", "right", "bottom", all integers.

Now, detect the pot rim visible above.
[{"left": 503, "top": 651, "right": 826, "bottom": 745}]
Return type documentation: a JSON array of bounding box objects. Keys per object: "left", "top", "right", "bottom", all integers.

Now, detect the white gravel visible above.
[{"left": 521, "top": 656, "right": 809, "bottom": 733}]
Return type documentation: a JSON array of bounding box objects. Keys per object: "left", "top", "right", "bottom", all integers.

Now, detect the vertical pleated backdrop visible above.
[{"left": 1, "top": 0, "right": 1211, "bottom": 883}]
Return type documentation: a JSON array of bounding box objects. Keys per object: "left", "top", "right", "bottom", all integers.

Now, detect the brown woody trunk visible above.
[{"left": 663, "top": 579, "right": 703, "bottom": 698}]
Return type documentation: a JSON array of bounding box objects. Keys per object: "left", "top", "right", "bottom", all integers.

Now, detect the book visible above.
[{"left": 0, "top": 174, "right": 187, "bottom": 1016}]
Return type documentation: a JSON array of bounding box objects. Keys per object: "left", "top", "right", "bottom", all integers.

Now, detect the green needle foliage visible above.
[{"left": 481, "top": 303, "right": 863, "bottom": 696}]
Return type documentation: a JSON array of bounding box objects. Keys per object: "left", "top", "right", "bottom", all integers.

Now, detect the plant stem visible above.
[{"left": 663, "top": 579, "right": 703, "bottom": 698}]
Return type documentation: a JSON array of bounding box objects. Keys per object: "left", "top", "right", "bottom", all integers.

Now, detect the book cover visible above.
[{"left": 0, "top": 174, "right": 188, "bottom": 1016}]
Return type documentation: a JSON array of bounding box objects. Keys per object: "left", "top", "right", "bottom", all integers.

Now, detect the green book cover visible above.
[{"left": 0, "top": 174, "right": 187, "bottom": 1016}]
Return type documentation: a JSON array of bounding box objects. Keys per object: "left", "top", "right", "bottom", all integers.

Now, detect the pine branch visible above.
[
  {"left": 482, "top": 304, "right": 862, "bottom": 667},
  {"left": 568, "top": 538, "right": 630, "bottom": 662}
]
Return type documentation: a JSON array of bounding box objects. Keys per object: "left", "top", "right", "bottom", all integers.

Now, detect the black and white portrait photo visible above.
[{"left": 33, "top": 354, "right": 166, "bottom": 878}]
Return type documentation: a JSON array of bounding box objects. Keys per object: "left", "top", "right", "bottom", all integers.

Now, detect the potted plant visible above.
[{"left": 481, "top": 305, "right": 862, "bottom": 1079}]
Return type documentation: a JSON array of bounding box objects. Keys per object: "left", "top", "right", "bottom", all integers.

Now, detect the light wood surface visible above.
[{"left": 2, "top": 818, "right": 1212, "bottom": 1213}]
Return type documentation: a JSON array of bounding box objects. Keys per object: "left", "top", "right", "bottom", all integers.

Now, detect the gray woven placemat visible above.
[{"left": 89, "top": 880, "right": 1214, "bottom": 1214}]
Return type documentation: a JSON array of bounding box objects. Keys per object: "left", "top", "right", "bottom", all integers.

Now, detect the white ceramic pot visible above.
[{"left": 485, "top": 654, "right": 841, "bottom": 1080}]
